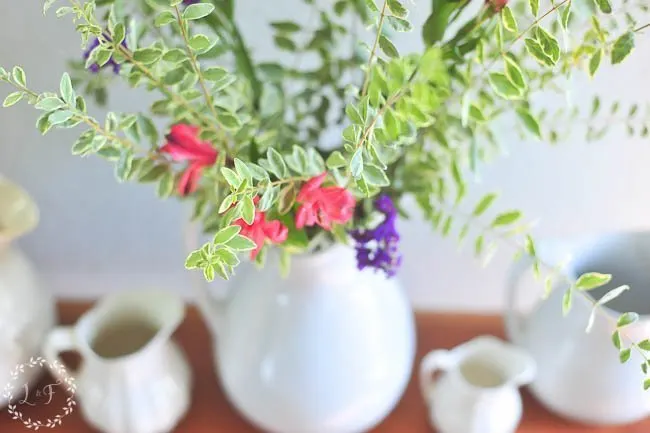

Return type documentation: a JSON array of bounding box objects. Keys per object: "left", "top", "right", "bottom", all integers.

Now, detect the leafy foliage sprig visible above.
[{"left": 3, "top": 0, "right": 650, "bottom": 387}]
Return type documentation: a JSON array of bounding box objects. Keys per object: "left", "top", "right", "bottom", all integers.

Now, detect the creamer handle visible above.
[
  {"left": 419, "top": 350, "right": 455, "bottom": 404},
  {"left": 505, "top": 257, "right": 533, "bottom": 345},
  {"left": 42, "top": 327, "right": 78, "bottom": 389}
]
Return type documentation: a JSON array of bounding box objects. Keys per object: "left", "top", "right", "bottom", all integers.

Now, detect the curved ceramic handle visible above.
[
  {"left": 42, "top": 327, "right": 78, "bottom": 386},
  {"left": 419, "top": 349, "right": 455, "bottom": 404},
  {"left": 504, "top": 256, "right": 534, "bottom": 345}
]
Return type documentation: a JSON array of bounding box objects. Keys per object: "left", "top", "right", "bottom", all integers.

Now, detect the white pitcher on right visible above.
[{"left": 506, "top": 231, "right": 650, "bottom": 426}]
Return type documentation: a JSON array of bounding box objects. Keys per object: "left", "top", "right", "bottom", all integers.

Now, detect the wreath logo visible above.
[{"left": 2, "top": 357, "right": 76, "bottom": 429}]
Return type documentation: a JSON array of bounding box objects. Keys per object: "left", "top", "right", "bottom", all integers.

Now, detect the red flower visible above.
[
  {"left": 487, "top": 0, "right": 508, "bottom": 12},
  {"left": 233, "top": 201, "right": 288, "bottom": 259},
  {"left": 295, "top": 172, "right": 356, "bottom": 230},
  {"left": 160, "top": 124, "right": 217, "bottom": 196}
]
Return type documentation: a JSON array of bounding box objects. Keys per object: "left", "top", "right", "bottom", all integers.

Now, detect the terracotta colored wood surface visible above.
[{"left": 1, "top": 303, "right": 648, "bottom": 432}]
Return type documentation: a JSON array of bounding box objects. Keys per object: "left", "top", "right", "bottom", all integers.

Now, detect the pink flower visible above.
[
  {"left": 295, "top": 172, "right": 356, "bottom": 230},
  {"left": 234, "top": 201, "right": 288, "bottom": 259},
  {"left": 159, "top": 124, "right": 217, "bottom": 196}
]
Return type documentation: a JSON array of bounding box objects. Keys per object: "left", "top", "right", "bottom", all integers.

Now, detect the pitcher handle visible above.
[
  {"left": 42, "top": 327, "right": 78, "bottom": 387},
  {"left": 419, "top": 349, "right": 455, "bottom": 404},
  {"left": 505, "top": 257, "right": 534, "bottom": 345}
]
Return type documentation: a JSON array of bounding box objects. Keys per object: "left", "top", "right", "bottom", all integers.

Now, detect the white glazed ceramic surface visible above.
[
  {"left": 43, "top": 290, "right": 192, "bottom": 433},
  {"left": 420, "top": 336, "right": 535, "bottom": 433},
  {"left": 506, "top": 231, "right": 650, "bottom": 425},
  {"left": 0, "top": 179, "right": 56, "bottom": 408},
  {"left": 195, "top": 244, "right": 416, "bottom": 433}
]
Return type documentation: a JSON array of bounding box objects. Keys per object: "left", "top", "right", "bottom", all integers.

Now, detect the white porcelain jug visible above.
[
  {"left": 420, "top": 336, "right": 535, "bottom": 433},
  {"left": 506, "top": 231, "right": 650, "bottom": 425},
  {"left": 43, "top": 290, "right": 192, "bottom": 433},
  {"left": 0, "top": 178, "right": 56, "bottom": 408},
  {"left": 193, "top": 243, "right": 416, "bottom": 433}
]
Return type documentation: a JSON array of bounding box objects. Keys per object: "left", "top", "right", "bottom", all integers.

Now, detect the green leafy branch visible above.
[
  {"left": 68, "top": 0, "right": 229, "bottom": 150},
  {"left": 434, "top": 194, "right": 650, "bottom": 389},
  {"left": 361, "top": 0, "right": 389, "bottom": 97}
]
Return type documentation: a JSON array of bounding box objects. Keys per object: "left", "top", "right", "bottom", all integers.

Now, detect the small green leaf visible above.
[
  {"left": 59, "top": 72, "right": 74, "bottom": 104},
  {"left": 620, "top": 348, "right": 632, "bottom": 364},
  {"left": 474, "top": 235, "right": 484, "bottom": 256},
  {"left": 112, "top": 23, "right": 126, "bottom": 45},
  {"left": 270, "top": 21, "right": 301, "bottom": 32},
  {"left": 234, "top": 158, "right": 252, "bottom": 182},
  {"left": 345, "top": 104, "right": 363, "bottom": 125},
  {"left": 3, "top": 92, "right": 23, "bottom": 107},
  {"left": 157, "top": 171, "right": 174, "bottom": 198},
  {"left": 524, "top": 38, "right": 554, "bottom": 67},
  {"left": 644, "top": 378, "right": 650, "bottom": 391},
  {"left": 155, "top": 11, "right": 176, "bottom": 27},
  {"left": 560, "top": 3, "right": 572, "bottom": 29},
  {"left": 241, "top": 195, "right": 255, "bottom": 225},
  {"left": 188, "top": 34, "right": 213, "bottom": 52},
  {"left": 575, "top": 272, "right": 612, "bottom": 290},
  {"left": 562, "top": 288, "right": 573, "bottom": 316},
  {"left": 185, "top": 250, "right": 204, "bottom": 269},
  {"left": 277, "top": 184, "right": 297, "bottom": 215},
  {"left": 221, "top": 167, "right": 241, "bottom": 189},
  {"left": 617, "top": 312, "right": 640, "bottom": 328},
  {"left": 387, "top": 0, "right": 408, "bottom": 18},
  {"left": 227, "top": 234, "right": 257, "bottom": 251},
  {"left": 133, "top": 48, "right": 163, "bottom": 64},
  {"left": 12, "top": 66, "right": 26, "bottom": 87},
  {"left": 274, "top": 35, "right": 297, "bottom": 51},
  {"left": 267, "top": 148, "right": 288, "bottom": 178},
  {"left": 363, "top": 164, "right": 390, "bottom": 187},
  {"left": 504, "top": 56, "right": 526, "bottom": 90},
  {"left": 597, "top": 285, "right": 630, "bottom": 306},
  {"left": 491, "top": 210, "right": 522, "bottom": 227},
  {"left": 589, "top": 49, "right": 602, "bottom": 77},
  {"left": 213, "top": 225, "right": 241, "bottom": 245},
  {"left": 516, "top": 108, "right": 542, "bottom": 139},
  {"left": 203, "top": 265, "right": 215, "bottom": 282},
  {"left": 501, "top": 7, "right": 518, "bottom": 33},
  {"left": 472, "top": 193, "right": 497, "bottom": 216},
  {"left": 350, "top": 148, "right": 364, "bottom": 178},
  {"left": 638, "top": 340, "right": 650, "bottom": 351},
  {"left": 326, "top": 151, "right": 347, "bottom": 169},
  {"left": 379, "top": 35, "right": 399, "bottom": 58},
  {"left": 612, "top": 330, "right": 621, "bottom": 349},
  {"left": 611, "top": 32, "right": 635, "bottom": 65},
  {"left": 386, "top": 16, "right": 413, "bottom": 32},
  {"left": 183, "top": 3, "right": 215, "bottom": 20},
  {"left": 203, "top": 66, "right": 228, "bottom": 82},
  {"left": 488, "top": 73, "right": 522, "bottom": 99},
  {"left": 595, "top": 0, "right": 612, "bottom": 14},
  {"left": 365, "top": 0, "right": 379, "bottom": 12},
  {"left": 529, "top": 0, "right": 539, "bottom": 16},
  {"left": 49, "top": 110, "right": 74, "bottom": 125}
]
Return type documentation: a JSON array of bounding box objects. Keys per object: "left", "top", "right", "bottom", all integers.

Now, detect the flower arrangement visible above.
[{"left": 3, "top": 0, "right": 650, "bottom": 382}]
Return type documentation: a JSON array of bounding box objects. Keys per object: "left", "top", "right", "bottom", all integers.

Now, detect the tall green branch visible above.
[{"left": 361, "top": 0, "right": 389, "bottom": 97}]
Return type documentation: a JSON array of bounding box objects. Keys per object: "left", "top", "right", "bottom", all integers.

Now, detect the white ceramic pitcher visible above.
[
  {"left": 420, "top": 336, "right": 535, "bottom": 433},
  {"left": 506, "top": 231, "right": 650, "bottom": 425},
  {"left": 191, "top": 243, "right": 416, "bottom": 433},
  {"left": 43, "top": 290, "right": 192, "bottom": 433},
  {"left": 0, "top": 178, "right": 56, "bottom": 408}
]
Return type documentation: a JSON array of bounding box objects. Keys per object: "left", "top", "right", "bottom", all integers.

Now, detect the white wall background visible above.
[{"left": 1, "top": 1, "right": 649, "bottom": 311}]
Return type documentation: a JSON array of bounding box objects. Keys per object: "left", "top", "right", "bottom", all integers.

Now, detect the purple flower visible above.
[
  {"left": 350, "top": 194, "right": 402, "bottom": 278},
  {"left": 83, "top": 35, "right": 127, "bottom": 75}
]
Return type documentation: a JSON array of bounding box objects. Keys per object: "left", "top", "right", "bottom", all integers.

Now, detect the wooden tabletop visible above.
[{"left": 1, "top": 303, "right": 648, "bottom": 432}]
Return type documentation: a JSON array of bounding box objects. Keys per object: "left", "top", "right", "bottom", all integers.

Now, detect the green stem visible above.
[
  {"left": 361, "top": 0, "right": 389, "bottom": 97},
  {"left": 173, "top": 5, "right": 226, "bottom": 145}
]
